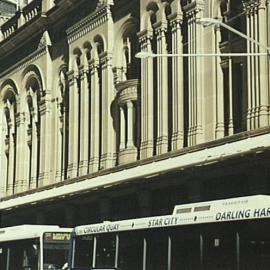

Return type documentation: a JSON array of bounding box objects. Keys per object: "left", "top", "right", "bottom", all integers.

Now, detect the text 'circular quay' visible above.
[{"left": 0, "top": 0, "right": 270, "bottom": 268}]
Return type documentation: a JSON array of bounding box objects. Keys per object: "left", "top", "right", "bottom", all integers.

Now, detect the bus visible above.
[
  {"left": 70, "top": 195, "right": 270, "bottom": 270},
  {"left": 0, "top": 225, "right": 72, "bottom": 270}
]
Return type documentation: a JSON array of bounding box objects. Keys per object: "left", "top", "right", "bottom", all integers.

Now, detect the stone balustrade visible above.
[
  {"left": 23, "top": 0, "right": 42, "bottom": 24},
  {"left": 1, "top": 14, "right": 18, "bottom": 39},
  {"left": 0, "top": 0, "right": 49, "bottom": 42}
]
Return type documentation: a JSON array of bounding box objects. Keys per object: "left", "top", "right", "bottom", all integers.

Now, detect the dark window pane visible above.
[
  {"left": 171, "top": 227, "right": 201, "bottom": 270},
  {"left": 74, "top": 235, "right": 94, "bottom": 268},
  {"left": 203, "top": 224, "right": 236, "bottom": 270},
  {"left": 146, "top": 230, "right": 168, "bottom": 270},
  {"left": 96, "top": 234, "right": 116, "bottom": 268},
  {"left": 118, "top": 231, "right": 143, "bottom": 270},
  {"left": 240, "top": 220, "right": 270, "bottom": 270}
]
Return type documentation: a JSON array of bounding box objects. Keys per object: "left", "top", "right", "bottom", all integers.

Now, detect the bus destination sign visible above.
[{"left": 44, "top": 232, "right": 71, "bottom": 242}]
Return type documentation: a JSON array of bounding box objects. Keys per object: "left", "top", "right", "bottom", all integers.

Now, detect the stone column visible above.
[
  {"left": 0, "top": 109, "right": 7, "bottom": 196},
  {"left": 257, "top": 0, "right": 269, "bottom": 127},
  {"left": 100, "top": 52, "right": 116, "bottom": 169},
  {"left": 254, "top": 6, "right": 260, "bottom": 127},
  {"left": 194, "top": 11, "right": 204, "bottom": 144},
  {"left": 5, "top": 106, "right": 15, "bottom": 196},
  {"left": 119, "top": 106, "right": 126, "bottom": 151},
  {"left": 55, "top": 99, "right": 62, "bottom": 183},
  {"left": 89, "top": 59, "right": 100, "bottom": 173},
  {"left": 154, "top": 22, "right": 168, "bottom": 154},
  {"left": 62, "top": 104, "right": 68, "bottom": 180},
  {"left": 214, "top": 24, "right": 225, "bottom": 139},
  {"left": 246, "top": 5, "right": 253, "bottom": 130},
  {"left": 138, "top": 30, "right": 154, "bottom": 159},
  {"left": 15, "top": 110, "right": 29, "bottom": 193},
  {"left": 29, "top": 114, "right": 38, "bottom": 189},
  {"left": 126, "top": 101, "right": 134, "bottom": 148},
  {"left": 228, "top": 58, "right": 234, "bottom": 135},
  {"left": 39, "top": 94, "right": 52, "bottom": 186},
  {"left": 79, "top": 68, "right": 90, "bottom": 176},
  {"left": 67, "top": 71, "right": 79, "bottom": 178},
  {"left": 169, "top": 15, "right": 184, "bottom": 150}
]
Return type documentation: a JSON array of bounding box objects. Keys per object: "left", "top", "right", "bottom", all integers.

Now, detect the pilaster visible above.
[
  {"left": 79, "top": 67, "right": 90, "bottom": 176},
  {"left": 15, "top": 111, "right": 29, "bottom": 193},
  {"left": 0, "top": 109, "right": 7, "bottom": 197},
  {"left": 89, "top": 59, "right": 100, "bottom": 173},
  {"left": 67, "top": 71, "right": 79, "bottom": 178},
  {"left": 138, "top": 30, "right": 154, "bottom": 159},
  {"left": 186, "top": 5, "right": 205, "bottom": 146},
  {"left": 214, "top": 24, "right": 225, "bottom": 139},
  {"left": 169, "top": 15, "right": 184, "bottom": 150},
  {"left": 154, "top": 22, "right": 169, "bottom": 154},
  {"left": 100, "top": 52, "right": 116, "bottom": 169},
  {"left": 39, "top": 92, "right": 52, "bottom": 186}
]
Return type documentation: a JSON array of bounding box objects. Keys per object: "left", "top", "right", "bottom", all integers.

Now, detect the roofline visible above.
[{"left": 0, "top": 225, "right": 72, "bottom": 242}]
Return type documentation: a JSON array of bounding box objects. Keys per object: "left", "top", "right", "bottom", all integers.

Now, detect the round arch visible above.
[{"left": 22, "top": 65, "right": 44, "bottom": 96}]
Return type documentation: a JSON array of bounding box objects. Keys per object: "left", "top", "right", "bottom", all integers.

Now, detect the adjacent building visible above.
[{"left": 0, "top": 0, "right": 269, "bottom": 227}]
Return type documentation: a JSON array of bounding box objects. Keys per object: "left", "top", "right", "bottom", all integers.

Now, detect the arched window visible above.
[
  {"left": 2, "top": 91, "right": 17, "bottom": 195},
  {"left": 26, "top": 80, "right": 41, "bottom": 189},
  {"left": 58, "top": 69, "right": 69, "bottom": 180}
]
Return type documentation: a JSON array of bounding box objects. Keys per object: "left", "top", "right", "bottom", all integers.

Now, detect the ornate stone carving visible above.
[
  {"left": 116, "top": 79, "right": 139, "bottom": 105},
  {"left": 38, "top": 31, "right": 52, "bottom": 49}
]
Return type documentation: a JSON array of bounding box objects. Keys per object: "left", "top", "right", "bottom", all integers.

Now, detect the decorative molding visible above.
[
  {"left": 0, "top": 46, "right": 47, "bottom": 81},
  {"left": 66, "top": 5, "right": 111, "bottom": 44},
  {"left": 116, "top": 79, "right": 139, "bottom": 105}
]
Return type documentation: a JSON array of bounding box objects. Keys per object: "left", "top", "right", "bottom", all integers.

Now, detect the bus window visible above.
[
  {"left": 8, "top": 239, "right": 39, "bottom": 270},
  {"left": 171, "top": 227, "right": 201, "bottom": 270},
  {"left": 118, "top": 231, "right": 144, "bottom": 270},
  {"left": 95, "top": 234, "right": 116, "bottom": 268},
  {"left": 240, "top": 220, "right": 270, "bottom": 270},
  {"left": 43, "top": 232, "right": 70, "bottom": 270},
  {"left": 0, "top": 244, "right": 8, "bottom": 270},
  {"left": 203, "top": 224, "right": 237, "bottom": 270},
  {"left": 73, "top": 235, "right": 94, "bottom": 269},
  {"left": 145, "top": 230, "right": 168, "bottom": 270}
]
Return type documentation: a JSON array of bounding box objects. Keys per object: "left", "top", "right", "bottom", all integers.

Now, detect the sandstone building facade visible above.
[{"left": 0, "top": 0, "right": 270, "bottom": 226}]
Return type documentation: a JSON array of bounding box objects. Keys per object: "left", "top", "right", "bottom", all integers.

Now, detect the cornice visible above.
[
  {"left": 66, "top": 5, "right": 110, "bottom": 44},
  {"left": 0, "top": 46, "right": 47, "bottom": 82}
]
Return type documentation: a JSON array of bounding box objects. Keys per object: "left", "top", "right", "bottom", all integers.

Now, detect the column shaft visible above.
[
  {"left": 67, "top": 73, "right": 79, "bottom": 178},
  {"left": 126, "top": 101, "right": 134, "bottom": 148},
  {"left": 228, "top": 58, "right": 234, "bottom": 135},
  {"left": 79, "top": 70, "right": 90, "bottom": 175},
  {"left": 139, "top": 31, "right": 154, "bottom": 159},
  {"left": 100, "top": 53, "right": 115, "bottom": 169},
  {"left": 89, "top": 61, "right": 100, "bottom": 173},
  {"left": 15, "top": 112, "right": 29, "bottom": 192},
  {"left": 215, "top": 26, "right": 225, "bottom": 138},
  {"left": 155, "top": 25, "right": 168, "bottom": 154},
  {"left": 30, "top": 120, "right": 38, "bottom": 189},
  {"left": 39, "top": 97, "right": 52, "bottom": 186},
  {"left": 119, "top": 106, "right": 126, "bottom": 150},
  {"left": 171, "top": 18, "right": 184, "bottom": 150},
  {"left": 258, "top": 2, "right": 269, "bottom": 126},
  {"left": 7, "top": 127, "right": 15, "bottom": 196}
]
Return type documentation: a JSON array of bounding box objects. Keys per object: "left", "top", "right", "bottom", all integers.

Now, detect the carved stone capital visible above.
[{"left": 116, "top": 79, "right": 139, "bottom": 105}]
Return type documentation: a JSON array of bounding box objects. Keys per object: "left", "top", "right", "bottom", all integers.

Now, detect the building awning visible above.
[{"left": 0, "top": 132, "right": 270, "bottom": 211}]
